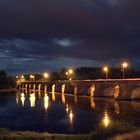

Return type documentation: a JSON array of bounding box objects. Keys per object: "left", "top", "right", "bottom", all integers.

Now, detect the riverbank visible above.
[
  {"left": 0, "top": 122, "right": 138, "bottom": 140},
  {"left": 109, "top": 130, "right": 140, "bottom": 140},
  {"left": 0, "top": 88, "right": 16, "bottom": 92}
]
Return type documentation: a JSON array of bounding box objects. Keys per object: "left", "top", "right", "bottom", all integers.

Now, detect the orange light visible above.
[
  {"left": 122, "top": 62, "right": 128, "bottom": 68},
  {"left": 68, "top": 69, "right": 73, "bottom": 74},
  {"left": 44, "top": 73, "right": 49, "bottom": 78},
  {"left": 103, "top": 66, "right": 108, "bottom": 72}
]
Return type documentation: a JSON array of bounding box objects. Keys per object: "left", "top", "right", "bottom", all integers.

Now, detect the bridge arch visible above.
[
  {"left": 96, "top": 83, "right": 120, "bottom": 98},
  {"left": 130, "top": 87, "right": 140, "bottom": 99}
]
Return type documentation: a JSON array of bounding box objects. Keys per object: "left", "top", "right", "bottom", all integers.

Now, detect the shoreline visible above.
[
  {"left": 0, "top": 88, "right": 17, "bottom": 92},
  {"left": 0, "top": 125, "right": 139, "bottom": 140}
]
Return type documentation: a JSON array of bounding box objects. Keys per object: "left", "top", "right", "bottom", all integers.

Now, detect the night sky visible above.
[{"left": 0, "top": 0, "right": 140, "bottom": 74}]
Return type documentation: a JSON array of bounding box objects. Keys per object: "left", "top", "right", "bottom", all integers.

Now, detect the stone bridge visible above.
[{"left": 20, "top": 79, "right": 140, "bottom": 100}]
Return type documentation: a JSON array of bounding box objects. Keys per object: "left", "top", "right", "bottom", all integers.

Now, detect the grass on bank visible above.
[{"left": 0, "top": 121, "right": 138, "bottom": 140}]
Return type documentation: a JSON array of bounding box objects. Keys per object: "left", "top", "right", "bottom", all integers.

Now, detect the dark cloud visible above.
[{"left": 0, "top": 0, "right": 140, "bottom": 74}]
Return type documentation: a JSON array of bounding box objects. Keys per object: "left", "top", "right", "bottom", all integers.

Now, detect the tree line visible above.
[
  {"left": 23, "top": 67, "right": 140, "bottom": 81},
  {"left": 0, "top": 70, "right": 16, "bottom": 89}
]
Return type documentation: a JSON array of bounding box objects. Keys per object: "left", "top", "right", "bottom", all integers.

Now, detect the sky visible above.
[{"left": 0, "top": 0, "right": 140, "bottom": 74}]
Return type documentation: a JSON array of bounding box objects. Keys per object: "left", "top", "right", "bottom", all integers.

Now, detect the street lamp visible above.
[
  {"left": 43, "top": 72, "right": 49, "bottom": 81},
  {"left": 66, "top": 69, "right": 74, "bottom": 80},
  {"left": 21, "top": 75, "right": 24, "bottom": 78},
  {"left": 30, "top": 75, "right": 35, "bottom": 81},
  {"left": 20, "top": 75, "right": 25, "bottom": 82},
  {"left": 68, "top": 69, "right": 73, "bottom": 75},
  {"left": 103, "top": 66, "right": 109, "bottom": 79},
  {"left": 122, "top": 62, "right": 128, "bottom": 79}
]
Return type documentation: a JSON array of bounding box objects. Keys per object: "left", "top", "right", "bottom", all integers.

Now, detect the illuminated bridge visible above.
[{"left": 20, "top": 79, "right": 140, "bottom": 100}]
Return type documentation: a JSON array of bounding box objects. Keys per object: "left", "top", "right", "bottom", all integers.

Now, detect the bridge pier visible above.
[
  {"left": 38, "top": 84, "right": 41, "bottom": 91},
  {"left": 118, "top": 82, "right": 140, "bottom": 100},
  {"left": 33, "top": 84, "right": 36, "bottom": 91}
]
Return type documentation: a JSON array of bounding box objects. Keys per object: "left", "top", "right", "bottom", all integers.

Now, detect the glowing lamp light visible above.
[
  {"left": 65, "top": 69, "right": 74, "bottom": 80},
  {"left": 103, "top": 66, "right": 109, "bottom": 79},
  {"left": 21, "top": 75, "right": 24, "bottom": 79},
  {"left": 68, "top": 69, "right": 73, "bottom": 74},
  {"left": 30, "top": 75, "right": 35, "bottom": 81},
  {"left": 122, "top": 62, "right": 128, "bottom": 79},
  {"left": 122, "top": 62, "right": 128, "bottom": 68},
  {"left": 102, "top": 111, "right": 110, "bottom": 128},
  {"left": 44, "top": 73, "right": 49, "bottom": 78},
  {"left": 66, "top": 72, "right": 68, "bottom": 75},
  {"left": 103, "top": 66, "right": 108, "bottom": 72}
]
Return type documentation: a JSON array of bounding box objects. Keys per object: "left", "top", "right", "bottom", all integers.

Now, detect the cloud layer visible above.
[{"left": 0, "top": 0, "right": 140, "bottom": 74}]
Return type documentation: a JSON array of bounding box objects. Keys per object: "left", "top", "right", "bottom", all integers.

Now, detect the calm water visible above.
[{"left": 0, "top": 91, "right": 140, "bottom": 134}]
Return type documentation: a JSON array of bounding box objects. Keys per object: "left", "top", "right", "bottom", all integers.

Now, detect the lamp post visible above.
[
  {"left": 68, "top": 69, "right": 73, "bottom": 81},
  {"left": 66, "top": 69, "right": 74, "bottom": 80},
  {"left": 122, "top": 62, "right": 128, "bottom": 79},
  {"left": 103, "top": 66, "right": 109, "bottom": 80}
]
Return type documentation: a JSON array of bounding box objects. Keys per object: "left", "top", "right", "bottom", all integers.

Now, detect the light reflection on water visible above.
[
  {"left": 29, "top": 93, "right": 36, "bottom": 108},
  {"left": 21, "top": 93, "right": 25, "bottom": 107},
  {"left": 0, "top": 91, "right": 140, "bottom": 134},
  {"left": 102, "top": 111, "right": 111, "bottom": 128},
  {"left": 44, "top": 94, "right": 49, "bottom": 110}
]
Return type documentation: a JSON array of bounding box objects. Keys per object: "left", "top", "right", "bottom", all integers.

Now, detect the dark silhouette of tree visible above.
[{"left": 0, "top": 70, "right": 16, "bottom": 89}]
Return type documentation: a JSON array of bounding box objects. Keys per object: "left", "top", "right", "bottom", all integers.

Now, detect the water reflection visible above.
[
  {"left": 114, "top": 101, "right": 120, "bottom": 114},
  {"left": 62, "top": 93, "right": 66, "bottom": 104},
  {"left": 25, "top": 89, "right": 28, "bottom": 94},
  {"left": 21, "top": 93, "right": 25, "bottom": 107},
  {"left": 38, "top": 84, "right": 41, "bottom": 91},
  {"left": 66, "top": 104, "right": 69, "bottom": 113},
  {"left": 44, "top": 94, "right": 49, "bottom": 110},
  {"left": 65, "top": 104, "right": 74, "bottom": 124},
  {"left": 38, "top": 90, "right": 41, "bottom": 98},
  {"left": 74, "top": 95, "right": 78, "bottom": 104},
  {"left": 62, "top": 84, "right": 65, "bottom": 94},
  {"left": 69, "top": 109, "right": 74, "bottom": 123},
  {"left": 16, "top": 95, "right": 19, "bottom": 105},
  {"left": 90, "top": 97, "right": 95, "bottom": 110},
  {"left": 44, "top": 85, "right": 47, "bottom": 94},
  {"left": 52, "top": 92, "right": 55, "bottom": 102},
  {"left": 52, "top": 84, "right": 55, "bottom": 93},
  {"left": 12, "top": 91, "right": 140, "bottom": 134},
  {"left": 29, "top": 93, "right": 36, "bottom": 108},
  {"left": 102, "top": 111, "right": 111, "bottom": 128}
]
